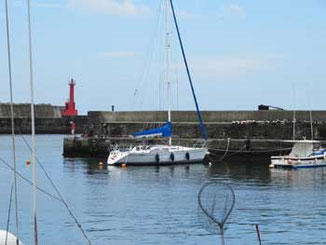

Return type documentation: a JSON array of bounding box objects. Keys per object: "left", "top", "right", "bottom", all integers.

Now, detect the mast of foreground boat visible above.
[
  {"left": 169, "top": 0, "right": 208, "bottom": 142},
  {"left": 4, "top": 0, "right": 20, "bottom": 243},
  {"left": 26, "top": 0, "right": 39, "bottom": 244},
  {"left": 165, "top": 0, "right": 172, "bottom": 146}
]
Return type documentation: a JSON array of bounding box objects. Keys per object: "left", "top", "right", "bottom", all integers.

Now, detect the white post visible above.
[
  {"left": 26, "top": 0, "right": 38, "bottom": 244},
  {"left": 165, "top": 0, "right": 172, "bottom": 146}
]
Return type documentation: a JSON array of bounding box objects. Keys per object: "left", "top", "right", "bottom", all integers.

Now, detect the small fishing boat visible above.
[
  {"left": 270, "top": 140, "right": 326, "bottom": 169},
  {"left": 107, "top": 0, "right": 208, "bottom": 166}
]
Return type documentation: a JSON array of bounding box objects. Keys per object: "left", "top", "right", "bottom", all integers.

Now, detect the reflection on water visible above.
[
  {"left": 270, "top": 167, "right": 326, "bottom": 188},
  {"left": 0, "top": 135, "right": 326, "bottom": 244}
]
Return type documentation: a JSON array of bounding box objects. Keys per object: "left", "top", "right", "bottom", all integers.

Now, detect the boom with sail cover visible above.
[{"left": 134, "top": 122, "right": 172, "bottom": 138}]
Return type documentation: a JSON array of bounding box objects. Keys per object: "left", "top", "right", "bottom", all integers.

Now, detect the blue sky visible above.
[{"left": 1, "top": 0, "right": 326, "bottom": 114}]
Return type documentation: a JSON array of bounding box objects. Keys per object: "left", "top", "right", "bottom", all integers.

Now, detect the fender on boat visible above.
[
  {"left": 170, "top": 153, "right": 175, "bottom": 162},
  {"left": 185, "top": 152, "right": 190, "bottom": 161},
  {"left": 155, "top": 153, "right": 160, "bottom": 163}
]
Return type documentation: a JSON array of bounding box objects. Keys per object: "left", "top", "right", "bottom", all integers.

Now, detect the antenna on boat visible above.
[
  {"left": 293, "top": 110, "right": 296, "bottom": 140},
  {"left": 4, "top": 0, "right": 20, "bottom": 243},
  {"left": 309, "top": 111, "right": 314, "bottom": 140},
  {"left": 26, "top": 0, "right": 39, "bottom": 243},
  {"left": 169, "top": 0, "right": 208, "bottom": 141},
  {"left": 166, "top": 0, "right": 172, "bottom": 146}
]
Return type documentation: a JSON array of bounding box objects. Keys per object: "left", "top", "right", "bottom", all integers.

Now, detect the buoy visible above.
[
  {"left": 26, "top": 160, "right": 31, "bottom": 165},
  {"left": 122, "top": 163, "right": 127, "bottom": 168}
]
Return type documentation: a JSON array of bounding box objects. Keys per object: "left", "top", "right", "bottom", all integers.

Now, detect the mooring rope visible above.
[
  {"left": 209, "top": 146, "right": 292, "bottom": 154},
  {"left": 206, "top": 138, "right": 231, "bottom": 163},
  {"left": 218, "top": 138, "right": 231, "bottom": 161},
  {"left": 207, "top": 139, "right": 292, "bottom": 163}
]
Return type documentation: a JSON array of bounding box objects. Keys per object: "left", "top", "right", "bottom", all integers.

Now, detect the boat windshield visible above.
[{"left": 289, "top": 142, "right": 314, "bottom": 157}]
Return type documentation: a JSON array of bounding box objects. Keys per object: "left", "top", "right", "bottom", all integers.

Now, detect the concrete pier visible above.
[
  {"left": 0, "top": 103, "right": 87, "bottom": 134},
  {"left": 1, "top": 105, "right": 326, "bottom": 159},
  {"left": 63, "top": 110, "right": 326, "bottom": 158}
]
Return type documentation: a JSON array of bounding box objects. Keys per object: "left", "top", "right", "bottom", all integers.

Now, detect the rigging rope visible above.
[
  {"left": 4, "top": 0, "right": 20, "bottom": 241},
  {"left": 0, "top": 157, "right": 61, "bottom": 202},
  {"left": 20, "top": 135, "right": 93, "bottom": 245},
  {"left": 5, "top": 184, "right": 14, "bottom": 245}
]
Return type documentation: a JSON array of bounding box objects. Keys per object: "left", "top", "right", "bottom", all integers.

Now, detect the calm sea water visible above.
[{"left": 1, "top": 135, "right": 326, "bottom": 245}]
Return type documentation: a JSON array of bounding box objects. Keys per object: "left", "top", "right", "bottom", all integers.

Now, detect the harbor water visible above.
[{"left": 1, "top": 135, "right": 326, "bottom": 244}]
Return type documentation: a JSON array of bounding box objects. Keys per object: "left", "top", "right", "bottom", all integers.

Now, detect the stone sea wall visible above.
[{"left": 0, "top": 103, "right": 63, "bottom": 118}]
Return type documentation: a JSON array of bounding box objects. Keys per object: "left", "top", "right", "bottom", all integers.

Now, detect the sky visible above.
[{"left": 1, "top": 0, "right": 326, "bottom": 115}]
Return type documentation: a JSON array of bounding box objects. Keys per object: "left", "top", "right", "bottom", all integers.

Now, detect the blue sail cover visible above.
[{"left": 134, "top": 122, "right": 172, "bottom": 138}]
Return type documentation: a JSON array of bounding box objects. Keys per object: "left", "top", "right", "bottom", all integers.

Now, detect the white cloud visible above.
[
  {"left": 178, "top": 10, "right": 196, "bottom": 20},
  {"left": 184, "top": 56, "right": 267, "bottom": 79},
  {"left": 34, "top": 2, "right": 64, "bottom": 9},
  {"left": 99, "top": 51, "right": 135, "bottom": 58},
  {"left": 226, "top": 3, "right": 246, "bottom": 17},
  {"left": 67, "top": 0, "right": 151, "bottom": 16},
  {"left": 14, "top": 0, "right": 63, "bottom": 8}
]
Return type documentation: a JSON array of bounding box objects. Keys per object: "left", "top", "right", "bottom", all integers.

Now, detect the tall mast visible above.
[
  {"left": 26, "top": 0, "right": 39, "bottom": 244},
  {"left": 169, "top": 0, "right": 208, "bottom": 141},
  {"left": 166, "top": 0, "right": 172, "bottom": 145},
  {"left": 4, "top": 0, "right": 20, "bottom": 243}
]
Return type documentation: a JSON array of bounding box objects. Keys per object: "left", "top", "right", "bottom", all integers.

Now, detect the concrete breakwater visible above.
[
  {"left": 2, "top": 106, "right": 326, "bottom": 158},
  {"left": 63, "top": 110, "right": 326, "bottom": 158},
  {"left": 0, "top": 103, "right": 87, "bottom": 134},
  {"left": 0, "top": 103, "right": 63, "bottom": 118},
  {"left": 0, "top": 117, "right": 88, "bottom": 134}
]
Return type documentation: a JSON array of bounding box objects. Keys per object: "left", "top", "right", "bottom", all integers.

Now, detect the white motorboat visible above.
[
  {"left": 270, "top": 140, "right": 326, "bottom": 169},
  {"left": 107, "top": 0, "right": 208, "bottom": 166}
]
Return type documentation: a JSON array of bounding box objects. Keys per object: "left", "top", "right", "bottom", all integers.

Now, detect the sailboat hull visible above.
[
  {"left": 107, "top": 145, "right": 207, "bottom": 165},
  {"left": 0, "top": 230, "right": 24, "bottom": 245}
]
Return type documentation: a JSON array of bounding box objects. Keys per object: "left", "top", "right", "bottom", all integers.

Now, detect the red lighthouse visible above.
[{"left": 62, "top": 79, "right": 78, "bottom": 116}]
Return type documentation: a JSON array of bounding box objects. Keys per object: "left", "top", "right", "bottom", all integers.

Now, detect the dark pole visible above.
[{"left": 169, "top": 0, "right": 208, "bottom": 141}]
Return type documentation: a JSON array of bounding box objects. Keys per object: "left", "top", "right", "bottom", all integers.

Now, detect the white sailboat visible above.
[
  {"left": 107, "top": 0, "right": 208, "bottom": 165},
  {"left": 0, "top": 231, "right": 24, "bottom": 245}
]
